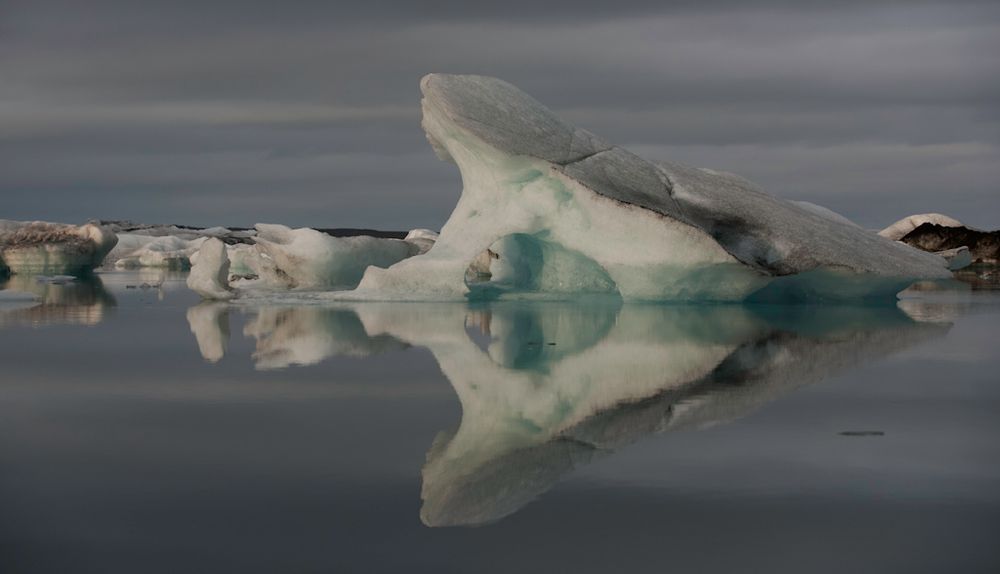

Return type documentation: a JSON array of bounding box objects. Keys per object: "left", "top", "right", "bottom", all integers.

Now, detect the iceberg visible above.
[
  {"left": 879, "top": 213, "right": 964, "bottom": 241},
  {"left": 337, "top": 74, "right": 950, "bottom": 303},
  {"left": 898, "top": 222, "right": 998, "bottom": 266},
  {"left": 99, "top": 222, "right": 262, "bottom": 270},
  {"left": 109, "top": 234, "right": 207, "bottom": 270},
  {"left": 935, "top": 246, "right": 973, "bottom": 271},
  {"left": 182, "top": 224, "right": 438, "bottom": 295},
  {"left": 251, "top": 224, "right": 423, "bottom": 290},
  {"left": 186, "top": 238, "right": 236, "bottom": 300},
  {"left": 0, "top": 220, "right": 118, "bottom": 276}
]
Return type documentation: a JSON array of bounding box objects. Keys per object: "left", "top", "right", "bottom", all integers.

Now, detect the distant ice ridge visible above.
[
  {"left": 336, "top": 74, "right": 950, "bottom": 303},
  {"left": 0, "top": 220, "right": 118, "bottom": 276}
]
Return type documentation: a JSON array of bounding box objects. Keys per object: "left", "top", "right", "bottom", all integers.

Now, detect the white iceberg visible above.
[
  {"left": 250, "top": 224, "right": 425, "bottom": 289},
  {"left": 109, "top": 233, "right": 207, "bottom": 269},
  {"left": 186, "top": 238, "right": 235, "bottom": 300},
  {"left": 0, "top": 220, "right": 118, "bottom": 276},
  {"left": 878, "top": 213, "right": 965, "bottom": 241},
  {"left": 340, "top": 74, "right": 949, "bottom": 303}
]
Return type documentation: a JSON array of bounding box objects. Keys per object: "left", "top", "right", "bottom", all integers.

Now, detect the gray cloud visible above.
[{"left": 1, "top": 0, "right": 998, "bottom": 229}]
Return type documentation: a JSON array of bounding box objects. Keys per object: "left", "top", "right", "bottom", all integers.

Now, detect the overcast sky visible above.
[{"left": 2, "top": 0, "right": 998, "bottom": 230}]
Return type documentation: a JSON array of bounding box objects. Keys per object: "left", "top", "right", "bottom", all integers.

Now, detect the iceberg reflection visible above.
[
  {"left": 186, "top": 301, "right": 949, "bottom": 525},
  {"left": 0, "top": 274, "right": 115, "bottom": 326}
]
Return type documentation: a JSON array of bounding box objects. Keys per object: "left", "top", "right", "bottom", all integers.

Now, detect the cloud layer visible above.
[{"left": 2, "top": 0, "right": 998, "bottom": 229}]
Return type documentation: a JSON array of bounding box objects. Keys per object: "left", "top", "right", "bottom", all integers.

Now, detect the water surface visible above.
[{"left": 1, "top": 270, "right": 998, "bottom": 573}]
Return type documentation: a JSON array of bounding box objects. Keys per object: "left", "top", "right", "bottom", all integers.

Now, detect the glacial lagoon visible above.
[{"left": 1, "top": 270, "right": 999, "bottom": 573}]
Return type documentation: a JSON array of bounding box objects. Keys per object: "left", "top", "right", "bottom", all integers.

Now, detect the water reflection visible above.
[
  {"left": 188, "top": 300, "right": 950, "bottom": 526},
  {"left": 0, "top": 274, "right": 115, "bottom": 326},
  {"left": 243, "top": 307, "right": 410, "bottom": 369}
]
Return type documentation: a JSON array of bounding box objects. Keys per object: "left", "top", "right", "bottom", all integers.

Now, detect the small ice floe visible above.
[
  {"left": 935, "top": 246, "right": 973, "bottom": 271},
  {"left": 35, "top": 274, "right": 77, "bottom": 284}
]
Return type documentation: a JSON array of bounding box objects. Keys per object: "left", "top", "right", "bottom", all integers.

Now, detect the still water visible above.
[{"left": 1, "top": 270, "right": 999, "bottom": 573}]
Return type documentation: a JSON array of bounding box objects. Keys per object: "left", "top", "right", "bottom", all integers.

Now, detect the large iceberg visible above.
[
  {"left": 338, "top": 74, "right": 950, "bottom": 303},
  {"left": 0, "top": 220, "right": 118, "bottom": 276}
]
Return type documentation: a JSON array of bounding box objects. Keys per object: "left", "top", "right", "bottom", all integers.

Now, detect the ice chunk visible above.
[
  {"left": 0, "top": 220, "right": 118, "bottom": 275},
  {"left": 935, "top": 246, "right": 973, "bottom": 270},
  {"left": 109, "top": 234, "right": 207, "bottom": 269},
  {"left": 186, "top": 238, "right": 235, "bottom": 300},
  {"left": 252, "top": 224, "right": 420, "bottom": 289},
  {"left": 343, "top": 74, "right": 949, "bottom": 303},
  {"left": 404, "top": 228, "right": 439, "bottom": 255},
  {"left": 879, "top": 213, "right": 964, "bottom": 241}
]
